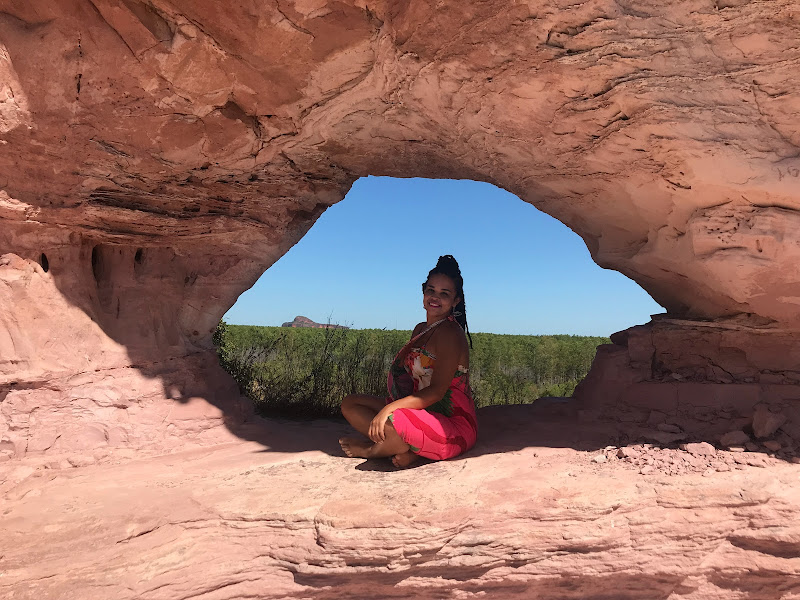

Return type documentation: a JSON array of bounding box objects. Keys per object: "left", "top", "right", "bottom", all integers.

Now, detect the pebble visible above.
[
  {"left": 598, "top": 430, "right": 793, "bottom": 477},
  {"left": 752, "top": 407, "right": 787, "bottom": 439},
  {"left": 681, "top": 442, "right": 716, "bottom": 457},
  {"left": 720, "top": 430, "right": 750, "bottom": 447}
]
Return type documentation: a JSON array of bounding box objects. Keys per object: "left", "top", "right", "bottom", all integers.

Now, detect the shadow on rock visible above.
[
  {"left": 291, "top": 569, "right": 712, "bottom": 600},
  {"left": 229, "top": 398, "right": 799, "bottom": 479}
]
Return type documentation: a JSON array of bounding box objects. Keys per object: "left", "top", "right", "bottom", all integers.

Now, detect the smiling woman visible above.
[{"left": 338, "top": 255, "right": 478, "bottom": 469}]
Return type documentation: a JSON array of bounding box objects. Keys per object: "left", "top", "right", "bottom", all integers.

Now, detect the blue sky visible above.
[{"left": 224, "top": 177, "right": 664, "bottom": 336}]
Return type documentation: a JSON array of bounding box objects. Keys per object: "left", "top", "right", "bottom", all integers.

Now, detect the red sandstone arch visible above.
[{"left": 2, "top": 0, "right": 800, "bottom": 459}]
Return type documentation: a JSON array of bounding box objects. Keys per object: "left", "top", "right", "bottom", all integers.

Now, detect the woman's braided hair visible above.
[{"left": 424, "top": 255, "right": 473, "bottom": 348}]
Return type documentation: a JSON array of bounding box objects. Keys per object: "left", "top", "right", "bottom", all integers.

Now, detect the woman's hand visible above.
[{"left": 368, "top": 406, "right": 394, "bottom": 443}]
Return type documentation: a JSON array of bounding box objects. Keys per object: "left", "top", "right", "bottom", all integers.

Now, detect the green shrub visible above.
[{"left": 213, "top": 320, "right": 606, "bottom": 418}]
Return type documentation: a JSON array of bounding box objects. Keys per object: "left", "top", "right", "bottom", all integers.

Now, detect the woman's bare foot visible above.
[
  {"left": 339, "top": 437, "right": 373, "bottom": 458},
  {"left": 391, "top": 450, "right": 420, "bottom": 469}
]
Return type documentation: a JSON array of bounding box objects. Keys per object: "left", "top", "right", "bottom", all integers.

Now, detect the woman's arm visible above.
[{"left": 369, "top": 323, "right": 467, "bottom": 442}]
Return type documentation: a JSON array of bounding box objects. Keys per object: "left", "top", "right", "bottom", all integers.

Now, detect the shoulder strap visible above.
[
  {"left": 394, "top": 317, "right": 449, "bottom": 363},
  {"left": 408, "top": 316, "right": 449, "bottom": 345}
]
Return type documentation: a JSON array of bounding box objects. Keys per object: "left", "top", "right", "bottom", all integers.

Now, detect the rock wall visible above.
[{"left": 2, "top": 0, "right": 800, "bottom": 459}]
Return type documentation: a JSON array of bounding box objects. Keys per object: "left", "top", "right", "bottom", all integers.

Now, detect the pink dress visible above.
[{"left": 386, "top": 317, "right": 478, "bottom": 460}]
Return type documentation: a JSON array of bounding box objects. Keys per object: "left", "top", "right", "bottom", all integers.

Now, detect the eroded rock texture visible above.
[
  {"left": 2, "top": 408, "right": 800, "bottom": 599},
  {"left": 2, "top": 3, "right": 800, "bottom": 597},
  {"left": 1, "top": 1, "right": 800, "bottom": 452}
]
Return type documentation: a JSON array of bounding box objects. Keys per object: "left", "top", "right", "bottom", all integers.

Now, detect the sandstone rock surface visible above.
[
  {"left": 720, "top": 430, "right": 751, "bottom": 447},
  {"left": 2, "top": 406, "right": 800, "bottom": 600},
  {"left": 2, "top": 3, "right": 800, "bottom": 595},
  {"left": 0, "top": 0, "right": 799, "bottom": 454},
  {"left": 753, "top": 404, "right": 788, "bottom": 439}
]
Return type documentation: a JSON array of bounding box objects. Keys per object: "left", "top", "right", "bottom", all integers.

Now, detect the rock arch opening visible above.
[
  {"left": 226, "top": 176, "right": 663, "bottom": 337},
  {"left": 220, "top": 174, "right": 667, "bottom": 417},
  {"left": 1, "top": 0, "right": 799, "bottom": 462}
]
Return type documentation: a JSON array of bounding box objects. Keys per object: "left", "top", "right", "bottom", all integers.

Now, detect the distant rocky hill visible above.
[{"left": 281, "top": 316, "right": 348, "bottom": 329}]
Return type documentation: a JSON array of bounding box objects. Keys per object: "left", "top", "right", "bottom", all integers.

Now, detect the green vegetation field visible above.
[{"left": 214, "top": 321, "right": 607, "bottom": 419}]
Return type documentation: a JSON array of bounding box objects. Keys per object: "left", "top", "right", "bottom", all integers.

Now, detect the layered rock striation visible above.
[
  {"left": 2, "top": 407, "right": 800, "bottom": 599},
  {"left": 2, "top": 0, "right": 800, "bottom": 458}
]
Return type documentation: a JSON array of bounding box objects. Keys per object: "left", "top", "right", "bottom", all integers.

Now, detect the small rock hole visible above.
[
  {"left": 91, "top": 245, "right": 100, "bottom": 282},
  {"left": 39, "top": 253, "right": 49, "bottom": 273},
  {"left": 134, "top": 248, "right": 143, "bottom": 264}
]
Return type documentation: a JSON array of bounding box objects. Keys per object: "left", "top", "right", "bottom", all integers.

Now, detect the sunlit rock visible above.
[
  {"left": 3, "top": 408, "right": 800, "bottom": 599},
  {"left": 2, "top": 1, "right": 800, "bottom": 597},
  {"left": 0, "top": 0, "right": 799, "bottom": 467}
]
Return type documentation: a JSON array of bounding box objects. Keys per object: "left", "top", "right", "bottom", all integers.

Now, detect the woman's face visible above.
[{"left": 423, "top": 273, "right": 461, "bottom": 320}]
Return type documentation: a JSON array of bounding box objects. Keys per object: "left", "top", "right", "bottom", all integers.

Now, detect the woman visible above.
[{"left": 339, "top": 255, "right": 478, "bottom": 468}]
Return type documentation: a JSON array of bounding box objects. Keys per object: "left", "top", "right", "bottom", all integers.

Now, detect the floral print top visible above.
[{"left": 388, "top": 317, "right": 473, "bottom": 417}]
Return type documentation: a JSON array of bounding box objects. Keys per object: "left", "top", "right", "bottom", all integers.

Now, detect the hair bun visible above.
[{"left": 436, "top": 255, "right": 460, "bottom": 272}]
